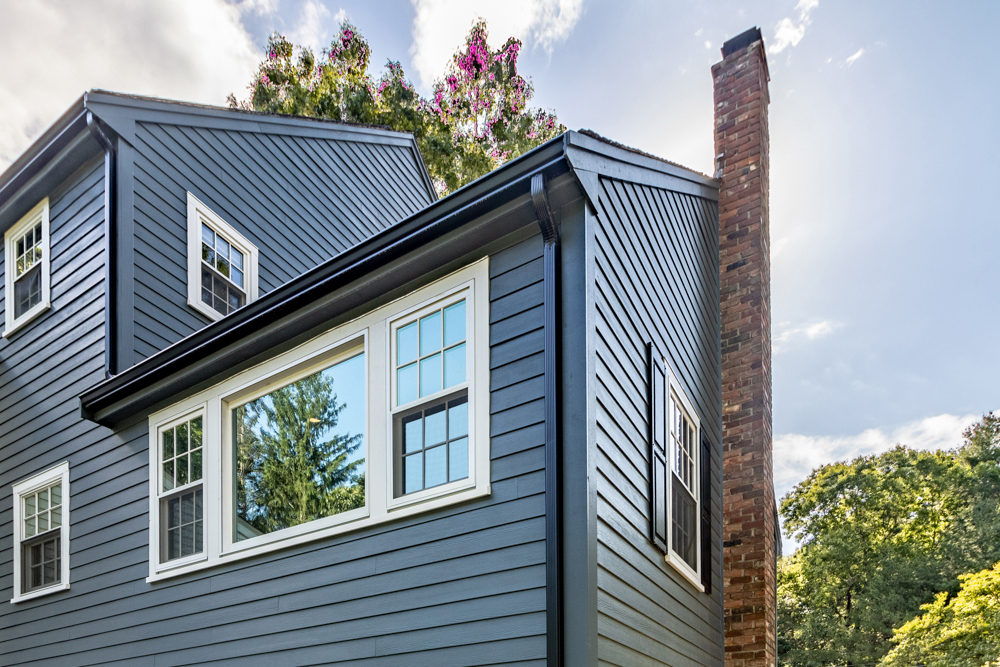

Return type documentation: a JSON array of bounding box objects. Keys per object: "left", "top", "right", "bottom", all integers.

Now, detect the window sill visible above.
[
  {"left": 10, "top": 581, "right": 69, "bottom": 604},
  {"left": 147, "top": 482, "right": 490, "bottom": 583},
  {"left": 3, "top": 301, "right": 51, "bottom": 338},
  {"left": 665, "top": 551, "right": 705, "bottom": 593}
]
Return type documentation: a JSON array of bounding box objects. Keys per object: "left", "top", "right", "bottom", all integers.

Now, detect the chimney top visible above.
[{"left": 721, "top": 27, "right": 764, "bottom": 57}]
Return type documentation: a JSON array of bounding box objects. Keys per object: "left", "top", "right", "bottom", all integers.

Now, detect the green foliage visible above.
[
  {"left": 778, "top": 414, "right": 1000, "bottom": 666},
  {"left": 229, "top": 21, "right": 564, "bottom": 195},
  {"left": 235, "top": 369, "right": 363, "bottom": 534},
  {"left": 881, "top": 563, "right": 1000, "bottom": 667}
]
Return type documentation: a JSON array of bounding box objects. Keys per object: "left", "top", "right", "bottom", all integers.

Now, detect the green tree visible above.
[
  {"left": 881, "top": 562, "right": 1000, "bottom": 667},
  {"left": 229, "top": 20, "right": 564, "bottom": 195},
  {"left": 235, "top": 369, "right": 363, "bottom": 535},
  {"left": 778, "top": 414, "right": 1000, "bottom": 666}
]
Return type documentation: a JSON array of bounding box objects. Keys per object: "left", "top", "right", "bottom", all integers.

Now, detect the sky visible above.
[{"left": 2, "top": 0, "right": 998, "bottom": 552}]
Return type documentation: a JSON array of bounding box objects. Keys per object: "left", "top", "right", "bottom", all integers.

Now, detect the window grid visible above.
[
  {"left": 23, "top": 534, "right": 61, "bottom": 593},
  {"left": 162, "top": 416, "right": 204, "bottom": 492},
  {"left": 394, "top": 300, "right": 467, "bottom": 407},
  {"left": 401, "top": 396, "right": 470, "bottom": 494},
  {"left": 671, "top": 394, "right": 696, "bottom": 494},
  {"left": 14, "top": 222, "right": 42, "bottom": 280},
  {"left": 201, "top": 221, "right": 246, "bottom": 316},
  {"left": 23, "top": 482, "right": 62, "bottom": 539},
  {"left": 165, "top": 489, "right": 203, "bottom": 561}
]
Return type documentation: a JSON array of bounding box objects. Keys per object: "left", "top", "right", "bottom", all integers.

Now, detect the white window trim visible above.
[
  {"left": 11, "top": 462, "right": 71, "bottom": 603},
  {"left": 664, "top": 364, "right": 704, "bottom": 592},
  {"left": 187, "top": 192, "right": 259, "bottom": 322},
  {"left": 148, "top": 258, "right": 490, "bottom": 581},
  {"left": 4, "top": 198, "right": 52, "bottom": 337}
]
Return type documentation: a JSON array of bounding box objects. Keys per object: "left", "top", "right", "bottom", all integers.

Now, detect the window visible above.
[
  {"left": 12, "top": 462, "right": 70, "bottom": 602},
  {"left": 148, "top": 259, "right": 489, "bottom": 580},
  {"left": 187, "top": 193, "right": 259, "bottom": 321},
  {"left": 647, "top": 348, "right": 703, "bottom": 591},
  {"left": 157, "top": 414, "right": 204, "bottom": 565},
  {"left": 4, "top": 198, "right": 51, "bottom": 336},
  {"left": 391, "top": 297, "right": 471, "bottom": 499}
]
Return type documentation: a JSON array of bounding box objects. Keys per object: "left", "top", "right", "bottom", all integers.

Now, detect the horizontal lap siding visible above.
[
  {"left": 593, "top": 177, "right": 723, "bottom": 666},
  {"left": 130, "top": 122, "right": 433, "bottom": 362},
  {"left": 0, "top": 236, "right": 546, "bottom": 666}
]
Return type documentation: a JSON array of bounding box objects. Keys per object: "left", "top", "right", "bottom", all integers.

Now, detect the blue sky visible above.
[{"left": 3, "top": 0, "right": 997, "bottom": 550}]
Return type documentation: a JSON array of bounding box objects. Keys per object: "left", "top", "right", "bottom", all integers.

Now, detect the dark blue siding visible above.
[
  {"left": 592, "top": 177, "right": 723, "bottom": 666},
  {"left": 0, "top": 234, "right": 547, "bottom": 666},
  {"left": 129, "top": 121, "right": 434, "bottom": 363}
]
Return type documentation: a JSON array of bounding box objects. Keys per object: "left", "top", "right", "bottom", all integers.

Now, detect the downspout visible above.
[
  {"left": 86, "top": 111, "right": 116, "bottom": 378},
  {"left": 532, "top": 172, "right": 562, "bottom": 667}
]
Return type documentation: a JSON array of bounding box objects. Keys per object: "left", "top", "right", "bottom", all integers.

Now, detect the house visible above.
[{"left": 0, "top": 28, "right": 776, "bottom": 667}]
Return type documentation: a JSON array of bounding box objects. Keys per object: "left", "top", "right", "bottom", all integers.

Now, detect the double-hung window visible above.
[
  {"left": 148, "top": 259, "right": 489, "bottom": 580},
  {"left": 187, "top": 193, "right": 259, "bottom": 321},
  {"left": 4, "top": 198, "right": 51, "bottom": 336},
  {"left": 647, "top": 347, "right": 703, "bottom": 590},
  {"left": 12, "top": 462, "right": 70, "bottom": 602}
]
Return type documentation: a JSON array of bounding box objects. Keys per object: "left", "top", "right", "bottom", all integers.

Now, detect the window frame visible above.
[
  {"left": 4, "top": 198, "right": 52, "bottom": 337},
  {"left": 664, "top": 364, "right": 704, "bottom": 591},
  {"left": 11, "top": 462, "right": 70, "bottom": 603},
  {"left": 147, "top": 258, "right": 490, "bottom": 581},
  {"left": 153, "top": 409, "right": 208, "bottom": 571},
  {"left": 186, "top": 192, "right": 259, "bottom": 322}
]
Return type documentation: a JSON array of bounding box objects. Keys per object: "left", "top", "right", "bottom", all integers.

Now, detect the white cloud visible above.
[
  {"left": 775, "top": 411, "right": 982, "bottom": 553},
  {"left": 845, "top": 47, "right": 865, "bottom": 66},
  {"left": 286, "top": 0, "right": 336, "bottom": 54},
  {"left": 774, "top": 319, "right": 840, "bottom": 348},
  {"left": 0, "top": 0, "right": 262, "bottom": 170},
  {"left": 770, "top": 0, "right": 819, "bottom": 54},
  {"left": 409, "top": 0, "right": 583, "bottom": 89}
]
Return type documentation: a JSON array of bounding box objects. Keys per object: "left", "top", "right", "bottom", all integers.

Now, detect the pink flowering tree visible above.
[{"left": 230, "top": 21, "right": 564, "bottom": 195}]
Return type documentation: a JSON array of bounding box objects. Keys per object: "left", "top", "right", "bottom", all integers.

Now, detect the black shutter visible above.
[
  {"left": 648, "top": 343, "right": 668, "bottom": 552},
  {"left": 700, "top": 432, "right": 712, "bottom": 592}
]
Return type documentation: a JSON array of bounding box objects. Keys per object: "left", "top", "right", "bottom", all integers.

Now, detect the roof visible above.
[
  {"left": 80, "top": 130, "right": 718, "bottom": 426},
  {"left": 0, "top": 90, "right": 436, "bottom": 224}
]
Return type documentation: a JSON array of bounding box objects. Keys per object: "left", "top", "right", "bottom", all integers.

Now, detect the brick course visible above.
[{"left": 712, "top": 28, "right": 776, "bottom": 667}]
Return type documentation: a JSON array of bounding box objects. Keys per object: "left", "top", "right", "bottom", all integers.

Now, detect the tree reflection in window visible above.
[{"left": 233, "top": 352, "right": 365, "bottom": 541}]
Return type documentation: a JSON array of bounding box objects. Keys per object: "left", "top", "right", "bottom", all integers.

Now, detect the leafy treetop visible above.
[{"left": 230, "top": 20, "right": 564, "bottom": 196}]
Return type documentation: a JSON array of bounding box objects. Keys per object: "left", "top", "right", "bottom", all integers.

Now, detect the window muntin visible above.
[
  {"left": 201, "top": 222, "right": 246, "bottom": 316},
  {"left": 391, "top": 297, "right": 470, "bottom": 499},
  {"left": 12, "top": 462, "right": 70, "bottom": 601},
  {"left": 13, "top": 222, "right": 43, "bottom": 319},
  {"left": 187, "top": 193, "right": 258, "bottom": 322},
  {"left": 157, "top": 414, "right": 205, "bottom": 564},
  {"left": 4, "top": 198, "right": 51, "bottom": 336},
  {"left": 231, "top": 349, "right": 366, "bottom": 542},
  {"left": 667, "top": 383, "right": 701, "bottom": 581},
  {"left": 148, "top": 260, "right": 489, "bottom": 581}
]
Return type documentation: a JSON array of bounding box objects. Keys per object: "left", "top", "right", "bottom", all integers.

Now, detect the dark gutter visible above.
[
  {"left": 532, "top": 173, "right": 563, "bottom": 667},
  {"left": 80, "top": 136, "right": 570, "bottom": 424},
  {"left": 86, "top": 111, "right": 117, "bottom": 378}
]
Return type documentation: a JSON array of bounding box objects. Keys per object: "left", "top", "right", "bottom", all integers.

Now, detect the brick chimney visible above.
[{"left": 712, "top": 27, "right": 776, "bottom": 667}]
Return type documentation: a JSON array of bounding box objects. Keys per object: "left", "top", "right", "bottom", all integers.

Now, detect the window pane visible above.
[
  {"left": 25, "top": 494, "right": 35, "bottom": 518},
  {"left": 672, "top": 477, "right": 698, "bottom": 571},
  {"left": 163, "top": 428, "right": 174, "bottom": 459},
  {"left": 14, "top": 264, "right": 42, "bottom": 318},
  {"left": 397, "top": 322, "right": 418, "bottom": 366},
  {"left": 231, "top": 268, "right": 244, "bottom": 289},
  {"left": 449, "top": 437, "right": 469, "bottom": 482},
  {"left": 449, "top": 398, "right": 469, "bottom": 439},
  {"left": 177, "top": 455, "right": 189, "bottom": 486},
  {"left": 202, "top": 243, "right": 215, "bottom": 266},
  {"left": 38, "top": 489, "right": 48, "bottom": 511},
  {"left": 25, "top": 516, "right": 35, "bottom": 537},
  {"left": 163, "top": 489, "right": 204, "bottom": 561},
  {"left": 404, "top": 452, "right": 423, "bottom": 494},
  {"left": 163, "top": 460, "right": 174, "bottom": 491},
  {"left": 419, "top": 311, "right": 441, "bottom": 357},
  {"left": 419, "top": 353, "right": 441, "bottom": 397},
  {"left": 444, "top": 343, "right": 466, "bottom": 388},
  {"left": 233, "top": 351, "right": 365, "bottom": 540},
  {"left": 217, "top": 237, "right": 230, "bottom": 262},
  {"left": 191, "top": 448, "right": 202, "bottom": 481},
  {"left": 402, "top": 413, "right": 422, "bottom": 454},
  {"left": 424, "top": 404, "right": 446, "bottom": 446},
  {"left": 176, "top": 423, "right": 188, "bottom": 454},
  {"left": 51, "top": 484, "right": 61, "bottom": 507},
  {"left": 425, "top": 445, "right": 447, "bottom": 488},
  {"left": 51, "top": 506, "right": 61, "bottom": 528},
  {"left": 38, "top": 513, "right": 48, "bottom": 532},
  {"left": 443, "top": 301, "right": 466, "bottom": 347},
  {"left": 217, "top": 255, "right": 231, "bottom": 279},
  {"left": 202, "top": 223, "right": 215, "bottom": 247},
  {"left": 397, "top": 362, "right": 418, "bottom": 406},
  {"left": 231, "top": 248, "right": 244, "bottom": 270}
]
